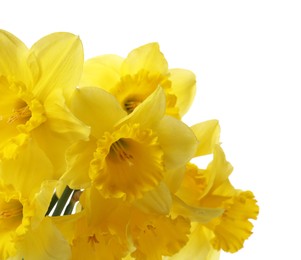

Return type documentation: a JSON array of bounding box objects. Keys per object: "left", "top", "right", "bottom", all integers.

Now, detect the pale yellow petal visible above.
[
  {"left": 71, "top": 87, "right": 127, "bottom": 138},
  {"left": 208, "top": 145, "right": 233, "bottom": 192},
  {"left": 133, "top": 182, "right": 172, "bottom": 215},
  {"left": 62, "top": 139, "right": 97, "bottom": 189},
  {"left": 80, "top": 54, "right": 123, "bottom": 91},
  {"left": 121, "top": 42, "right": 168, "bottom": 76},
  {"left": 163, "top": 166, "right": 186, "bottom": 193},
  {"left": 30, "top": 32, "right": 83, "bottom": 100},
  {"left": 0, "top": 30, "right": 30, "bottom": 84},
  {"left": 14, "top": 217, "right": 71, "bottom": 260},
  {"left": 155, "top": 115, "right": 198, "bottom": 170},
  {"left": 43, "top": 89, "right": 90, "bottom": 142},
  {"left": 172, "top": 196, "right": 224, "bottom": 223},
  {"left": 169, "top": 68, "right": 196, "bottom": 117},
  {"left": 171, "top": 224, "right": 220, "bottom": 260},
  {"left": 0, "top": 139, "right": 54, "bottom": 198},
  {"left": 191, "top": 120, "right": 220, "bottom": 157}
]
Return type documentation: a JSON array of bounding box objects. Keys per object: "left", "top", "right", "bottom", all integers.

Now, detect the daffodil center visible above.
[
  {"left": 109, "top": 139, "right": 134, "bottom": 166},
  {"left": 0, "top": 199, "right": 23, "bottom": 219},
  {"left": 88, "top": 234, "right": 99, "bottom": 250},
  {"left": 7, "top": 100, "right": 31, "bottom": 124},
  {"left": 124, "top": 99, "right": 141, "bottom": 113}
]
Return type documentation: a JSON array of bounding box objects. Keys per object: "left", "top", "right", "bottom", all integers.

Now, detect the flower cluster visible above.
[{"left": 0, "top": 30, "right": 259, "bottom": 260}]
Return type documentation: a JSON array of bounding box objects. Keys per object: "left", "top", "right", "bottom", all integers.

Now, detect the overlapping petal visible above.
[
  {"left": 0, "top": 30, "right": 30, "bottom": 84},
  {"left": 29, "top": 32, "right": 84, "bottom": 100}
]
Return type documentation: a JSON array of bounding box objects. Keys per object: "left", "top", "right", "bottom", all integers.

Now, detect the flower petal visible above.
[
  {"left": 0, "top": 30, "right": 29, "bottom": 84},
  {"left": 71, "top": 87, "right": 126, "bottom": 138},
  {"left": 14, "top": 217, "right": 71, "bottom": 260},
  {"left": 130, "top": 213, "right": 190, "bottom": 259},
  {"left": 169, "top": 69, "right": 196, "bottom": 117},
  {"left": 210, "top": 191, "right": 259, "bottom": 253},
  {"left": 43, "top": 89, "right": 91, "bottom": 141},
  {"left": 62, "top": 140, "right": 97, "bottom": 189},
  {"left": 80, "top": 54, "right": 123, "bottom": 91},
  {"left": 29, "top": 32, "right": 84, "bottom": 100},
  {"left": 0, "top": 139, "right": 54, "bottom": 198},
  {"left": 116, "top": 86, "right": 166, "bottom": 130},
  {"left": 191, "top": 120, "right": 220, "bottom": 157},
  {"left": 172, "top": 195, "right": 224, "bottom": 223},
  {"left": 171, "top": 224, "right": 220, "bottom": 260},
  {"left": 133, "top": 182, "right": 172, "bottom": 215},
  {"left": 121, "top": 42, "right": 168, "bottom": 76},
  {"left": 155, "top": 115, "right": 198, "bottom": 170}
]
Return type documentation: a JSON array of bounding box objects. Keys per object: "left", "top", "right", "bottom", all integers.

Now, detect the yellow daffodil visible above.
[
  {"left": 62, "top": 86, "right": 198, "bottom": 201},
  {"left": 0, "top": 30, "right": 89, "bottom": 177},
  {"left": 175, "top": 144, "right": 259, "bottom": 254},
  {"left": 80, "top": 43, "right": 196, "bottom": 118},
  {"left": 54, "top": 185, "right": 191, "bottom": 260},
  {"left": 0, "top": 141, "right": 70, "bottom": 259}
]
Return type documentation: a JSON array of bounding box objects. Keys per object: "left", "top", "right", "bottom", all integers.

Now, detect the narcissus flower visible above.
[
  {"left": 54, "top": 185, "right": 191, "bottom": 260},
  {"left": 0, "top": 30, "right": 89, "bottom": 177},
  {"left": 62, "top": 86, "right": 198, "bottom": 201},
  {"left": 0, "top": 141, "right": 70, "bottom": 259},
  {"left": 174, "top": 141, "right": 259, "bottom": 254},
  {"left": 80, "top": 43, "right": 196, "bottom": 118}
]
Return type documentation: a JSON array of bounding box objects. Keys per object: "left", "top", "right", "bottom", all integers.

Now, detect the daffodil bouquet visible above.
[{"left": 0, "top": 30, "right": 259, "bottom": 260}]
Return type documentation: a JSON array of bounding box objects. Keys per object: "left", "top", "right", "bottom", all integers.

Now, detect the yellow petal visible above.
[
  {"left": 172, "top": 195, "right": 224, "bottom": 223},
  {"left": 0, "top": 30, "right": 29, "bottom": 84},
  {"left": 0, "top": 139, "right": 54, "bottom": 198},
  {"left": 171, "top": 224, "right": 220, "bottom": 260},
  {"left": 155, "top": 115, "right": 198, "bottom": 170},
  {"left": 133, "top": 182, "right": 172, "bottom": 215},
  {"left": 71, "top": 87, "right": 127, "bottom": 138},
  {"left": 29, "top": 32, "right": 84, "bottom": 100},
  {"left": 0, "top": 185, "right": 22, "bottom": 259},
  {"left": 62, "top": 140, "right": 97, "bottom": 189},
  {"left": 121, "top": 42, "right": 168, "bottom": 76},
  {"left": 163, "top": 166, "right": 186, "bottom": 194},
  {"left": 176, "top": 163, "right": 212, "bottom": 205},
  {"left": 191, "top": 120, "right": 220, "bottom": 157},
  {"left": 43, "top": 89, "right": 90, "bottom": 141},
  {"left": 80, "top": 54, "right": 123, "bottom": 91},
  {"left": 210, "top": 191, "right": 259, "bottom": 253},
  {"left": 130, "top": 213, "right": 190, "bottom": 259},
  {"left": 116, "top": 86, "right": 166, "bottom": 130},
  {"left": 208, "top": 145, "right": 233, "bottom": 192},
  {"left": 14, "top": 217, "right": 71, "bottom": 260},
  {"left": 169, "top": 69, "right": 196, "bottom": 117}
]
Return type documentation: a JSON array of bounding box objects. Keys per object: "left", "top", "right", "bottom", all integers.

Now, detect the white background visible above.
[{"left": 2, "top": 1, "right": 301, "bottom": 259}]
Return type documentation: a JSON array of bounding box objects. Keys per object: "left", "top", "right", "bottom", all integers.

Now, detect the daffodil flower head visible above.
[
  {"left": 80, "top": 42, "right": 196, "bottom": 118},
  {"left": 0, "top": 30, "right": 90, "bottom": 175},
  {"left": 62, "top": 86, "right": 198, "bottom": 201}
]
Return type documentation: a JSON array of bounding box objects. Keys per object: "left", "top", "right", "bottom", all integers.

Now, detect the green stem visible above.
[
  {"left": 52, "top": 186, "right": 73, "bottom": 216},
  {"left": 63, "top": 199, "right": 75, "bottom": 215},
  {"left": 45, "top": 192, "right": 59, "bottom": 216}
]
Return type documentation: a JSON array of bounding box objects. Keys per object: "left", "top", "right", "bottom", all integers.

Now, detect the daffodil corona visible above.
[{"left": 0, "top": 30, "right": 259, "bottom": 260}]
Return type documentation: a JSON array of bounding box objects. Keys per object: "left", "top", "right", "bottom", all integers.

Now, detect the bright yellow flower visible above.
[
  {"left": 0, "top": 142, "right": 70, "bottom": 259},
  {"left": 175, "top": 144, "right": 259, "bottom": 254},
  {"left": 54, "top": 185, "right": 191, "bottom": 260},
  {"left": 0, "top": 30, "right": 89, "bottom": 177},
  {"left": 80, "top": 43, "right": 196, "bottom": 118},
  {"left": 62, "top": 86, "right": 198, "bottom": 200}
]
